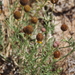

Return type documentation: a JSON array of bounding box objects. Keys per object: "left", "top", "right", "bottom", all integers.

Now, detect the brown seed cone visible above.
[
  {"left": 51, "top": 0, "right": 58, "bottom": 4},
  {"left": 24, "top": 5, "right": 31, "bottom": 12},
  {"left": 36, "top": 33, "right": 43, "bottom": 41},
  {"left": 14, "top": 11, "right": 21, "bottom": 19},
  {"left": 23, "top": 25, "right": 33, "bottom": 34},
  {"left": 53, "top": 50, "right": 60, "bottom": 58},
  {"left": 31, "top": 17, "right": 38, "bottom": 23},
  {"left": 20, "top": 0, "right": 29, "bottom": 6},
  {"left": 61, "top": 24, "right": 68, "bottom": 31}
]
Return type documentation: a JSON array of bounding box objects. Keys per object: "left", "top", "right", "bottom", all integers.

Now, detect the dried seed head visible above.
[
  {"left": 36, "top": 33, "right": 43, "bottom": 42},
  {"left": 20, "top": 0, "right": 29, "bottom": 6},
  {"left": 61, "top": 24, "right": 68, "bottom": 31},
  {"left": 24, "top": 5, "right": 31, "bottom": 12},
  {"left": 51, "top": 0, "right": 58, "bottom": 4},
  {"left": 23, "top": 25, "right": 33, "bottom": 35},
  {"left": 53, "top": 50, "right": 60, "bottom": 58},
  {"left": 31, "top": 17, "right": 38, "bottom": 23},
  {"left": 14, "top": 11, "right": 21, "bottom": 19}
]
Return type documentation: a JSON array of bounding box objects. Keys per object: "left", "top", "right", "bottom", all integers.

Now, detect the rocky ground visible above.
[{"left": 0, "top": 0, "right": 75, "bottom": 75}]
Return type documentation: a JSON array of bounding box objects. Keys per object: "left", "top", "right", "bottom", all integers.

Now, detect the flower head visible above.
[
  {"left": 14, "top": 11, "right": 21, "bottom": 19},
  {"left": 20, "top": 0, "right": 29, "bottom": 6},
  {"left": 61, "top": 24, "right": 68, "bottom": 31},
  {"left": 36, "top": 33, "right": 43, "bottom": 43},
  {"left": 53, "top": 50, "right": 60, "bottom": 59},
  {"left": 23, "top": 25, "right": 33, "bottom": 35},
  {"left": 31, "top": 17, "right": 38, "bottom": 23},
  {"left": 24, "top": 5, "right": 31, "bottom": 12}
]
